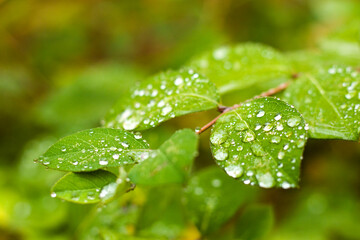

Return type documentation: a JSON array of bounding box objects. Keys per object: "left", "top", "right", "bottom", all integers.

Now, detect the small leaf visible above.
[
  {"left": 36, "top": 128, "right": 150, "bottom": 172},
  {"left": 51, "top": 170, "right": 117, "bottom": 204},
  {"left": 104, "top": 68, "right": 220, "bottom": 131},
  {"left": 283, "top": 66, "right": 360, "bottom": 140},
  {"left": 234, "top": 205, "right": 274, "bottom": 240},
  {"left": 187, "top": 43, "right": 291, "bottom": 94},
  {"left": 128, "top": 129, "right": 198, "bottom": 185},
  {"left": 210, "top": 97, "right": 307, "bottom": 189},
  {"left": 184, "top": 167, "right": 257, "bottom": 234}
]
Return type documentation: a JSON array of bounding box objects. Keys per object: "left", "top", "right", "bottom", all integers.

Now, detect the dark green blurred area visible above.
[{"left": 0, "top": 0, "right": 360, "bottom": 239}]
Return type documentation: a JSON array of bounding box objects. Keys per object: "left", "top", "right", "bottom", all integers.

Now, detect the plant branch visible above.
[{"left": 196, "top": 81, "right": 291, "bottom": 135}]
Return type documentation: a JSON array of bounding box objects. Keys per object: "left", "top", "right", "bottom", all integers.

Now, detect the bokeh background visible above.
[{"left": 0, "top": 0, "right": 360, "bottom": 239}]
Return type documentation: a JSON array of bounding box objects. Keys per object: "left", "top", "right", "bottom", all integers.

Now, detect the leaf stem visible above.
[{"left": 196, "top": 81, "right": 291, "bottom": 135}]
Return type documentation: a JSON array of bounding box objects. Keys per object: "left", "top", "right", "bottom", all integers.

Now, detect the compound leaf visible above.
[
  {"left": 187, "top": 43, "right": 292, "bottom": 94},
  {"left": 210, "top": 97, "right": 308, "bottom": 189},
  {"left": 104, "top": 68, "right": 220, "bottom": 131},
  {"left": 36, "top": 128, "right": 150, "bottom": 172},
  {"left": 283, "top": 66, "right": 360, "bottom": 140},
  {"left": 128, "top": 129, "right": 198, "bottom": 185},
  {"left": 51, "top": 170, "right": 117, "bottom": 204}
]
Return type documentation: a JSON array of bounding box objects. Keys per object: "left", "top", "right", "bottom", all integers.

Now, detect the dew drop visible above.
[
  {"left": 281, "top": 181, "right": 291, "bottom": 189},
  {"left": 51, "top": 192, "right": 57, "bottom": 198},
  {"left": 210, "top": 130, "right": 227, "bottom": 145},
  {"left": 251, "top": 143, "right": 266, "bottom": 156},
  {"left": 214, "top": 148, "right": 228, "bottom": 161},
  {"left": 256, "top": 110, "right": 265, "bottom": 118},
  {"left": 211, "top": 179, "right": 222, "bottom": 188},
  {"left": 235, "top": 122, "right": 248, "bottom": 131},
  {"left": 263, "top": 123, "right": 273, "bottom": 132},
  {"left": 112, "top": 154, "right": 120, "bottom": 160},
  {"left": 174, "top": 77, "right": 183, "bottom": 86},
  {"left": 271, "top": 136, "right": 281, "bottom": 144},
  {"left": 256, "top": 172, "right": 274, "bottom": 188},
  {"left": 99, "top": 159, "right": 108, "bottom": 166},
  {"left": 275, "top": 114, "right": 282, "bottom": 121},
  {"left": 296, "top": 139, "right": 305, "bottom": 148},
  {"left": 242, "top": 130, "right": 255, "bottom": 142},
  {"left": 161, "top": 105, "right": 172, "bottom": 116},
  {"left": 287, "top": 116, "right": 301, "bottom": 127},
  {"left": 278, "top": 151, "right": 285, "bottom": 160}
]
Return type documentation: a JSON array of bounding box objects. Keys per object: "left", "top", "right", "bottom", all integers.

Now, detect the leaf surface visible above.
[
  {"left": 128, "top": 129, "right": 198, "bottom": 185},
  {"left": 51, "top": 170, "right": 117, "bottom": 204},
  {"left": 283, "top": 66, "right": 360, "bottom": 140},
  {"left": 184, "top": 167, "right": 257, "bottom": 234},
  {"left": 104, "top": 68, "right": 220, "bottom": 131},
  {"left": 37, "top": 128, "right": 150, "bottom": 172},
  {"left": 187, "top": 43, "right": 291, "bottom": 94},
  {"left": 210, "top": 97, "right": 308, "bottom": 188}
]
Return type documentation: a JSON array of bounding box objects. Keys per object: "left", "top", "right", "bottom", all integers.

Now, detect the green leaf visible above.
[
  {"left": 128, "top": 129, "right": 198, "bottom": 185},
  {"left": 136, "top": 186, "right": 185, "bottom": 239},
  {"left": 210, "top": 97, "right": 308, "bottom": 189},
  {"left": 36, "top": 128, "right": 150, "bottom": 172},
  {"left": 283, "top": 66, "right": 360, "bottom": 140},
  {"left": 103, "top": 68, "right": 220, "bottom": 131},
  {"left": 187, "top": 43, "right": 292, "bottom": 94},
  {"left": 184, "top": 167, "right": 257, "bottom": 234},
  {"left": 234, "top": 205, "right": 274, "bottom": 240},
  {"left": 51, "top": 170, "right": 117, "bottom": 204}
]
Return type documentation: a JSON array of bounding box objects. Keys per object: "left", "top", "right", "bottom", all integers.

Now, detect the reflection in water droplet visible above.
[
  {"left": 271, "top": 136, "right": 281, "bottom": 144},
  {"left": 287, "top": 116, "right": 301, "bottom": 127},
  {"left": 243, "top": 130, "right": 255, "bottom": 142},
  {"left": 225, "top": 165, "right": 243, "bottom": 178},
  {"left": 278, "top": 151, "right": 285, "bottom": 160},
  {"left": 256, "top": 172, "right": 274, "bottom": 188},
  {"left": 214, "top": 148, "right": 228, "bottom": 161},
  {"left": 257, "top": 110, "right": 265, "bottom": 117}
]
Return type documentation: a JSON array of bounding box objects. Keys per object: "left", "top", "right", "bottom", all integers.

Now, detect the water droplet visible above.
[
  {"left": 236, "top": 145, "right": 243, "bottom": 151},
  {"left": 214, "top": 148, "right": 228, "bottom": 161},
  {"left": 296, "top": 139, "right": 305, "bottom": 148},
  {"left": 121, "top": 142, "right": 129, "bottom": 148},
  {"left": 276, "top": 123, "right": 284, "bottom": 131},
  {"left": 235, "top": 122, "right": 248, "bottom": 131},
  {"left": 251, "top": 143, "right": 266, "bottom": 156},
  {"left": 113, "top": 154, "right": 120, "bottom": 160},
  {"left": 109, "top": 146, "right": 117, "bottom": 151},
  {"left": 278, "top": 151, "right": 285, "bottom": 160},
  {"left": 263, "top": 123, "right": 273, "bottom": 131},
  {"left": 256, "top": 172, "right": 274, "bottom": 188},
  {"left": 134, "top": 132, "right": 142, "bottom": 139},
  {"left": 281, "top": 181, "right": 291, "bottom": 189},
  {"left": 225, "top": 165, "right": 243, "bottom": 178},
  {"left": 210, "top": 130, "right": 227, "bottom": 145},
  {"left": 99, "top": 159, "right": 108, "bottom": 166},
  {"left": 157, "top": 100, "right": 165, "bottom": 107},
  {"left": 61, "top": 146, "right": 66, "bottom": 152},
  {"left": 275, "top": 114, "right": 282, "bottom": 121},
  {"left": 256, "top": 110, "right": 265, "bottom": 118},
  {"left": 271, "top": 136, "right": 281, "bottom": 144},
  {"left": 174, "top": 77, "right": 183, "bottom": 86},
  {"left": 123, "top": 117, "right": 142, "bottom": 130},
  {"left": 255, "top": 124, "right": 262, "bottom": 130},
  {"left": 283, "top": 144, "right": 289, "bottom": 150},
  {"left": 99, "top": 183, "right": 118, "bottom": 200},
  {"left": 242, "top": 130, "right": 255, "bottom": 142},
  {"left": 161, "top": 105, "right": 172, "bottom": 116},
  {"left": 287, "top": 116, "right": 301, "bottom": 127},
  {"left": 51, "top": 192, "right": 57, "bottom": 198},
  {"left": 211, "top": 179, "right": 222, "bottom": 187}
]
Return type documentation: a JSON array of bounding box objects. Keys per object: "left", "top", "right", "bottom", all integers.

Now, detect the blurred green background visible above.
[{"left": 0, "top": 0, "right": 360, "bottom": 239}]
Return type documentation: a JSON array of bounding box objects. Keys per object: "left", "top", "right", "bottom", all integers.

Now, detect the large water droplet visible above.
[
  {"left": 287, "top": 116, "right": 301, "bottom": 127},
  {"left": 214, "top": 148, "right": 228, "bottom": 161},
  {"left": 225, "top": 165, "right": 243, "bottom": 178},
  {"left": 270, "top": 136, "right": 281, "bottom": 144},
  {"left": 251, "top": 143, "right": 266, "bottom": 156},
  {"left": 235, "top": 121, "right": 248, "bottom": 131},
  {"left": 256, "top": 110, "right": 265, "bottom": 118},
  {"left": 243, "top": 130, "right": 255, "bottom": 142},
  {"left": 99, "top": 159, "right": 108, "bottom": 166},
  {"left": 161, "top": 105, "right": 172, "bottom": 116},
  {"left": 278, "top": 151, "right": 285, "bottom": 160},
  {"left": 256, "top": 172, "right": 274, "bottom": 188},
  {"left": 210, "top": 130, "right": 228, "bottom": 145}
]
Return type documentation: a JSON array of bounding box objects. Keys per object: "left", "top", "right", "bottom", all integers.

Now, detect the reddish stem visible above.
[{"left": 196, "top": 81, "right": 291, "bottom": 135}]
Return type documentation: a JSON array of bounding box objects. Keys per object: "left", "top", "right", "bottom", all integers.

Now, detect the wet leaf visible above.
[
  {"left": 283, "top": 66, "right": 360, "bottom": 140},
  {"left": 184, "top": 167, "right": 257, "bottom": 234},
  {"left": 187, "top": 43, "right": 291, "bottom": 94},
  {"left": 210, "top": 97, "right": 307, "bottom": 189},
  {"left": 36, "top": 128, "right": 150, "bottom": 172},
  {"left": 51, "top": 170, "right": 117, "bottom": 204},
  {"left": 234, "top": 205, "right": 274, "bottom": 240},
  {"left": 128, "top": 129, "right": 198, "bottom": 185},
  {"left": 104, "top": 68, "right": 220, "bottom": 131}
]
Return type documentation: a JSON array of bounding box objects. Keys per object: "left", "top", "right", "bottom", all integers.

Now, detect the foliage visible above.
[{"left": 1, "top": 0, "right": 360, "bottom": 239}]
